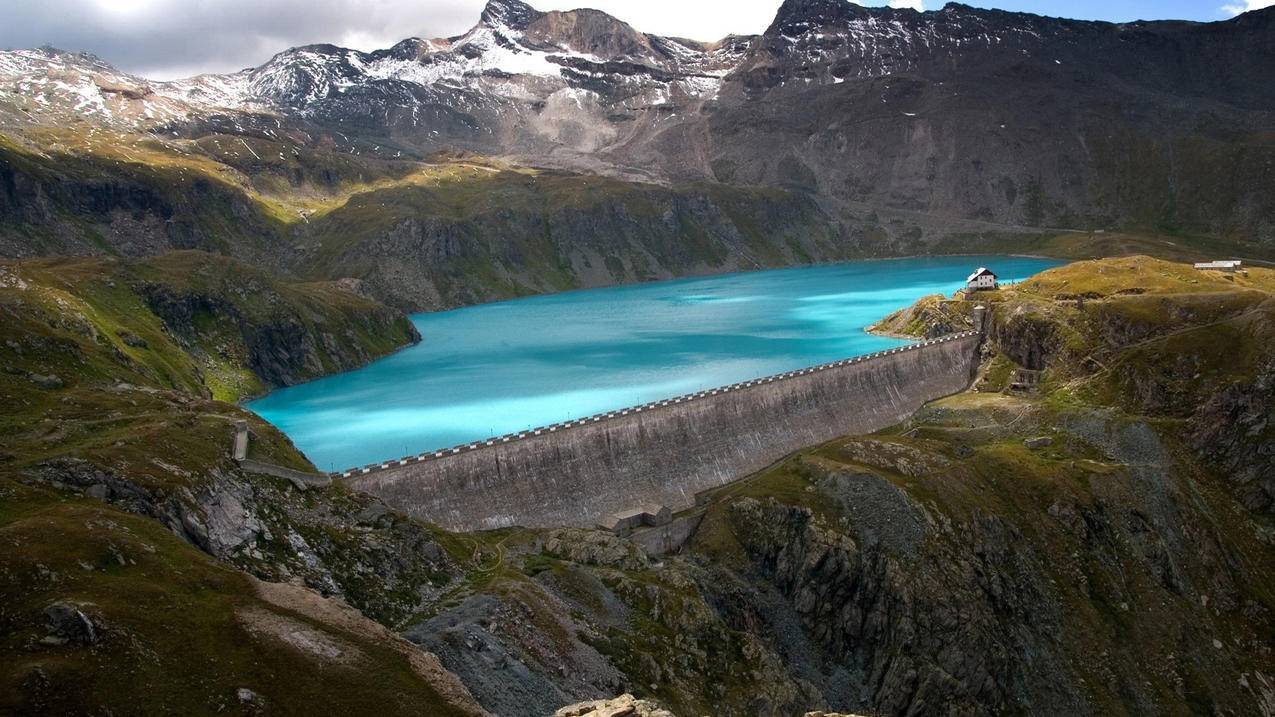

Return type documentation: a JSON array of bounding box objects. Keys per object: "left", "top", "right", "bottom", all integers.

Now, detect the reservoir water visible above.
[{"left": 248, "top": 256, "right": 1063, "bottom": 471}]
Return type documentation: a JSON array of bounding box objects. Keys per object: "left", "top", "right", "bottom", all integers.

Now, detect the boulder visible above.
[
  {"left": 43, "top": 601, "right": 98, "bottom": 645},
  {"left": 28, "top": 373, "right": 63, "bottom": 389},
  {"left": 543, "top": 529, "right": 649, "bottom": 571}
]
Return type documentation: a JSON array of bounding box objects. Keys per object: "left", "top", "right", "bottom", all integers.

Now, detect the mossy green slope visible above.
[
  {"left": 0, "top": 479, "right": 481, "bottom": 716},
  {"left": 0, "top": 248, "right": 415, "bottom": 497},
  {"left": 1, "top": 250, "right": 417, "bottom": 406},
  {"left": 0, "top": 250, "right": 488, "bottom": 714}
]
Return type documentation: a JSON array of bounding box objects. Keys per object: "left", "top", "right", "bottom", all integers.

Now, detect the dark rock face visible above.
[
  {"left": 25, "top": 457, "right": 461, "bottom": 627},
  {"left": 43, "top": 601, "right": 98, "bottom": 646},
  {"left": 816, "top": 471, "right": 927, "bottom": 554},
  {"left": 481, "top": 0, "right": 541, "bottom": 31},
  {"left": 0, "top": 148, "right": 281, "bottom": 261},
  {"left": 406, "top": 592, "right": 628, "bottom": 717},
  {"left": 989, "top": 308, "right": 1061, "bottom": 371},
  {"left": 396, "top": 403, "right": 1273, "bottom": 717},
  {"left": 1191, "top": 359, "right": 1275, "bottom": 514},
  {"left": 723, "top": 497, "right": 1081, "bottom": 716},
  {"left": 300, "top": 179, "right": 844, "bottom": 311},
  {"left": 27, "top": 458, "right": 270, "bottom": 564},
  {"left": 135, "top": 279, "right": 417, "bottom": 388}
]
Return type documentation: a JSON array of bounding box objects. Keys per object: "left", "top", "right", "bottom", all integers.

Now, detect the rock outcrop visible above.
[
  {"left": 555, "top": 694, "right": 675, "bottom": 717},
  {"left": 1191, "top": 359, "right": 1275, "bottom": 514}
]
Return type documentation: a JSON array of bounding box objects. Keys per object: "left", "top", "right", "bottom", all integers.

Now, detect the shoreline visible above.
[
  {"left": 241, "top": 253, "right": 1047, "bottom": 410},
  {"left": 400, "top": 252, "right": 1064, "bottom": 319},
  {"left": 236, "top": 330, "right": 424, "bottom": 408},
  {"left": 865, "top": 324, "right": 925, "bottom": 340}
]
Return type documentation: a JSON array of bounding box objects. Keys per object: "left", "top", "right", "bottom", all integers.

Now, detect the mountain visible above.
[
  {"left": 716, "top": 1, "right": 1275, "bottom": 237},
  {"left": 2, "top": 0, "right": 1274, "bottom": 282}
]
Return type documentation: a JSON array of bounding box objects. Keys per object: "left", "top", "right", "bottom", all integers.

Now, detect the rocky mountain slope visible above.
[
  {"left": 2, "top": 0, "right": 1273, "bottom": 307},
  {"left": 3, "top": 1, "right": 1275, "bottom": 713},
  {"left": 3, "top": 254, "right": 1273, "bottom": 715},
  {"left": 0, "top": 253, "right": 494, "bottom": 714},
  {"left": 0, "top": 125, "right": 846, "bottom": 311},
  {"left": 714, "top": 1, "right": 1275, "bottom": 238}
]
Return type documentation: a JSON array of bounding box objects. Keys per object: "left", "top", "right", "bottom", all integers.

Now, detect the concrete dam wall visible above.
[{"left": 345, "top": 331, "right": 982, "bottom": 531}]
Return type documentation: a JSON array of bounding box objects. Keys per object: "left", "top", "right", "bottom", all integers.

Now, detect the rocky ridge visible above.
[{"left": 2, "top": 0, "right": 1274, "bottom": 253}]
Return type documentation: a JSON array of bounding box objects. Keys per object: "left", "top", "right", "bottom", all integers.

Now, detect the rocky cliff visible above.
[{"left": 0, "top": 252, "right": 488, "bottom": 715}]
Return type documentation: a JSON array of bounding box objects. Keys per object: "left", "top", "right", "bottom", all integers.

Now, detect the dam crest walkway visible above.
[{"left": 338, "top": 330, "right": 979, "bottom": 479}]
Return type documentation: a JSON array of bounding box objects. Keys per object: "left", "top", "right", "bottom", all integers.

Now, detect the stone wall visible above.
[
  {"left": 345, "top": 332, "right": 980, "bottom": 531},
  {"left": 232, "top": 421, "right": 331, "bottom": 489},
  {"left": 629, "top": 514, "right": 706, "bottom": 557},
  {"left": 239, "top": 459, "right": 333, "bottom": 489}
]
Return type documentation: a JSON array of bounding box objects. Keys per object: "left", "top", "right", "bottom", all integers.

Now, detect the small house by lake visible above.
[{"left": 966, "top": 267, "right": 998, "bottom": 291}]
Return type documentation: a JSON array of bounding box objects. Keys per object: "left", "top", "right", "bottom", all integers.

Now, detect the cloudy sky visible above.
[{"left": 2, "top": 0, "right": 1271, "bottom": 79}]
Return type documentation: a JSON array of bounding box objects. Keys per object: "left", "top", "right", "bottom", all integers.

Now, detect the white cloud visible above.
[
  {"left": 888, "top": 0, "right": 925, "bottom": 10},
  {"left": 2, "top": 0, "right": 485, "bottom": 79},
  {"left": 1222, "top": 0, "right": 1275, "bottom": 16}
]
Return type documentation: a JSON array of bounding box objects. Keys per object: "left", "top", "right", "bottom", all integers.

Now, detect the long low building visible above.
[{"left": 1194, "top": 260, "right": 1244, "bottom": 272}]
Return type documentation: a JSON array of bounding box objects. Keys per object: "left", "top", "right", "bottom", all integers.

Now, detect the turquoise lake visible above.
[{"left": 248, "top": 256, "right": 1063, "bottom": 471}]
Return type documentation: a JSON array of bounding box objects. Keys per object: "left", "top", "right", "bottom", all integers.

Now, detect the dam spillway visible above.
[{"left": 345, "top": 330, "right": 982, "bottom": 531}]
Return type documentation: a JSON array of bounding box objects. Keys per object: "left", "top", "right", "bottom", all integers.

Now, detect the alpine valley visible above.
[{"left": 1, "top": 2, "right": 1273, "bottom": 716}]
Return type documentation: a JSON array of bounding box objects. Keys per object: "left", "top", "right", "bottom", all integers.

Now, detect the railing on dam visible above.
[{"left": 335, "top": 330, "right": 980, "bottom": 481}]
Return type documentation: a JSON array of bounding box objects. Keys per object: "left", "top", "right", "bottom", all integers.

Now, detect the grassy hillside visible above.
[
  {"left": 0, "top": 250, "right": 499, "bottom": 714},
  {"left": 0, "top": 250, "right": 418, "bottom": 479},
  {"left": 0, "top": 128, "right": 847, "bottom": 311},
  {"left": 0, "top": 479, "right": 483, "bottom": 717},
  {"left": 2, "top": 233, "right": 1273, "bottom": 716},
  {"left": 9, "top": 126, "right": 1274, "bottom": 315},
  {"left": 1, "top": 250, "right": 417, "bottom": 402},
  {"left": 975, "top": 257, "right": 1275, "bottom": 413}
]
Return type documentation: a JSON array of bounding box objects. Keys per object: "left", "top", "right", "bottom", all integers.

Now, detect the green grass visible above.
[
  {"left": 941, "top": 230, "right": 1275, "bottom": 264},
  {"left": 0, "top": 251, "right": 418, "bottom": 490},
  {"left": 976, "top": 256, "right": 1275, "bottom": 414},
  {"left": 0, "top": 479, "right": 475, "bottom": 716}
]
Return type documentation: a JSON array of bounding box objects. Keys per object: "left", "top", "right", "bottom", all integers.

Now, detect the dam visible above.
[
  {"left": 247, "top": 257, "right": 1062, "bottom": 531},
  {"left": 249, "top": 256, "right": 1061, "bottom": 471},
  {"left": 345, "top": 329, "right": 983, "bottom": 531}
]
